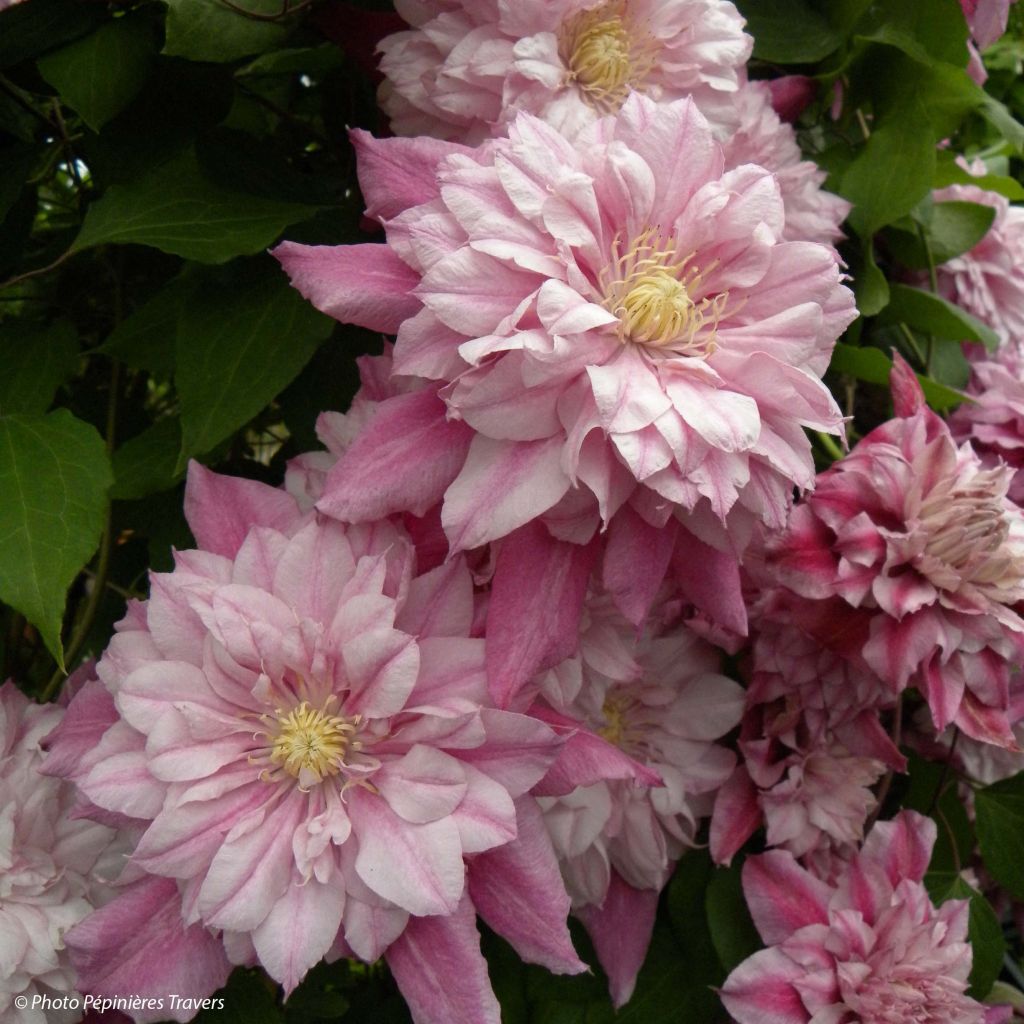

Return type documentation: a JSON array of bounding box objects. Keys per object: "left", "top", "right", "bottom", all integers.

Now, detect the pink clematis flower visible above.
[
  {"left": 951, "top": 348, "right": 1024, "bottom": 503},
  {"left": 276, "top": 95, "right": 855, "bottom": 574},
  {"left": 533, "top": 590, "right": 743, "bottom": 1005},
  {"left": 764, "top": 356, "right": 1024, "bottom": 749},
  {"left": 377, "top": 0, "right": 752, "bottom": 144},
  {"left": 48, "top": 463, "right": 591, "bottom": 1024},
  {"left": 0, "top": 683, "right": 120, "bottom": 1024},
  {"left": 721, "top": 811, "right": 990, "bottom": 1024},
  {"left": 932, "top": 165, "right": 1024, "bottom": 349},
  {"left": 961, "top": 0, "right": 1015, "bottom": 49}
]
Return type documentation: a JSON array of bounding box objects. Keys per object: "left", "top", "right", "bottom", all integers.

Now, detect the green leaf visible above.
[
  {"left": 879, "top": 284, "right": 1000, "bottom": 351},
  {"left": 163, "top": 0, "right": 296, "bottom": 63},
  {"left": 0, "top": 321, "right": 79, "bottom": 415},
  {"left": 975, "top": 771, "right": 1024, "bottom": 901},
  {"left": 842, "top": 118, "right": 936, "bottom": 236},
  {"left": 175, "top": 262, "right": 333, "bottom": 467},
  {"left": 71, "top": 148, "right": 320, "bottom": 264},
  {"left": 237, "top": 44, "right": 345, "bottom": 77},
  {"left": 0, "top": 146, "right": 39, "bottom": 223},
  {"left": 867, "top": 0, "right": 968, "bottom": 65},
  {"left": 111, "top": 418, "right": 183, "bottom": 500},
  {"left": 0, "top": 410, "right": 112, "bottom": 666},
  {"left": 0, "top": 0, "right": 105, "bottom": 68},
  {"left": 37, "top": 14, "right": 156, "bottom": 132},
  {"left": 926, "top": 201, "right": 996, "bottom": 264},
  {"left": 902, "top": 752, "right": 976, "bottom": 874},
  {"left": 735, "top": 0, "right": 843, "bottom": 62},
  {"left": 934, "top": 155, "right": 1024, "bottom": 200},
  {"left": 851, "top": 242, "right": 891, "bottom": 316},
  {"left": 194, "top": 968, "right": 282, "bottom": 1024},
  {"left": 925, "top": 874, "right": 1005, "bottom": 998},
  {"left": 829, "top": 343, "right": 967, "bottom": 411},
  {"left": 705, "top": 862, "right": 762, "bottom": 973}
]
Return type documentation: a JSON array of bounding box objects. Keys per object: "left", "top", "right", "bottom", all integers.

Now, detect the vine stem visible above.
[
  {"left": 42, "top": 361, "right": 120, "bottom": 701},
  {"left": 0, "top": 249, "right": 74, "bottom": 291}
]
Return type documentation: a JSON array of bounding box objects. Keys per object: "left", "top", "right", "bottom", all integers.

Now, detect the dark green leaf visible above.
[
  {"left": 37, "top": 14, "right": 157, "bottom": 132},
  {"left": 0, "top": 321, "right": 79, "bottom": 415},
  {"left": 866, "top": 0, "right": 968, "bottom": 65},
  {"left": 879, "top": 284, "right": 1000, "bottom": 351},
  {"left": 736, "top": 0, "right": 843, "bottom": 62},
  {"left": 72, "top": 148, "right": 320, "bottom": 263},
  {"left": 194, "top": 968, "right": 283, "bottom": 1024},
  {"left": 175, "top": 262, "right": 333, "bottom": 467},
  {"left": 0, "top": 0, "right": 105, "bottom": 67},
  {"left": 851, "top": 242, "right": 891, "bottom": 315},
  {"left": 705, "top": 862, "right": 762, "bottom": 973},
  {"left": 926, "top": 201, "right": 996, "bottom": 264},
  {"left": 111, "top": 418, "right": 183, "bottom": 500},
  {"left": 829, "top": 343, "right": 967, "bottom": 411},
  {"left": 237, "top": 44, "right": 345, "bottom": 77},
  {"left": 902, "top": 752, "right": 976, "bottom": 874},
  {"left": 0, "top": 146, "right": 38, "bottom": 223},
  {"left": 0, "top": 410, "right": 112, "bottom": 666},
  {"left": 163, "top": 0, "right": 297, "bottom": 63},
  {"left": 925, "top": 874, "right": 1005, "bottom": 998},
  {"left": 975, "top": 771, "right": 1024, "bottom": 901}
]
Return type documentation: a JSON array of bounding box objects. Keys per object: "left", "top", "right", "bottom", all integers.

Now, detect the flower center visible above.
[
  {"left": 600, "top": 228, "right": 727, "bottom": 354},
  {"left": 560, "top": 3, "right": 656, "bottom": 112},
  {"left": 597, "top": 690, "right": 648, "bottom": 756},
  {"left": 262, "top": 699, "right": 361, "bottom": 787}
]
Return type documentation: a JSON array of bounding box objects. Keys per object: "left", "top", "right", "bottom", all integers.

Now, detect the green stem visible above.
[{"left": 815, "top": 431, "right": 844, "bottom": 461}]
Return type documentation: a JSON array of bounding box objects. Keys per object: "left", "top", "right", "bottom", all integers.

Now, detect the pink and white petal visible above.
[
  {"left": 252, "top": 876, "right": 346, "bottom": 995},
  {"left": 602, "top": 506, "right": 678, "bottom": 627},
  {"left": 455, "top": 708, "right": 561, "bottom": 797},
  {"left": 67, "top": 876, "right": 231, "bottom": 1024},
  {"left": 710, "top": 767, "right": 761, "bottom": 866},
  {"left": 441, "top": 435, "right": 571, "bottom": 554},
  {"left": 671, "top": 528, "right": 748, "bottom": 637},
  {"left": 468, "top": 798, "right": 585, "bottom": 974},
  {"left": 184, "top": 462, "right": 301, "bottom": 559},
  {"left": 396, "top": 558, "right": 474, "bottom": 639},
  {"left": 577, "top": 871, "right": 659, "bottom": 1008},
  {"left": 342, "top": 898, "right": 410, "bottom": 964},
  {"left": 449, "top": 762, "right": 518, "bottom": 855},
  {"left": 385, "top": 894, "right": 500, "bottom": 1024},
  {"left": 349, "top": 788, "right": 465, "bottom": 916},
  {"left": 274, "top": 241, "right": 422, "bottom": 332},
  {"left": 318, "top": 388, "right": 474, "bottom": 522},
  {"left": 375, "top": 745, "right": 468, "bottom": 825},
  {"left": 341, "top": 628, "right": 420, "bottom": 719},
  {"left": 40, "top": 679, "right": 118, "bottom": 781},
  {"left": 485, "top": 520, "right": 598, "bottom": 707},
  {"left": 742, "top": 851, "right": 831, "bottom": 945},
  {"left": 719, "top": 946, "right": 809, "bottom": 1024}
]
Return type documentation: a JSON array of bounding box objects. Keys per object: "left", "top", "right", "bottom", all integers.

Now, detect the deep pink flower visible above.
[
  {"left": 765, "top": 358, "right": 1024, "bottom": 748},
  {"left": 721, "top": 811, "right": 987, "bottom": 1024},
  {"left": 933, "top": 166, "right": 1024, "bottom": 349},
  {"left": 378, "top": 0, "right": 752, "bottom": 144},
  {"left": 49, "top": 463, "right": 592, "bottom": 1024},
  {"left": 277, "top": 96, "right": 856, "bottom": 567},
  {"left": 533, "top": 590, "right": 742, "bottom": 1004},
  {"left": 951, "top": 348, "right": 1024, "bottom": 503},
  {"left": 0, "top": 683, "right": 119, "bottom": 1024}
]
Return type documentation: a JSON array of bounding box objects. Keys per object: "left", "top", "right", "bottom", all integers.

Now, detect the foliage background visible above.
[{"left": 2, "top": 0, "right": 1024, "bottom": 1019}]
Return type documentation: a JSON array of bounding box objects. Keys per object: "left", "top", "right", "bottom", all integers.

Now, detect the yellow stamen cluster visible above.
[
  {"left": 598, "top": 690, "right": 647, "bottom": 756},
  {"left": 600, "top": 228, "right": 728, "bottom": 354},
  {"left": 261, "top": 699, "right": 361, "bottom": 787},
  {"left": 560, "top": 3, "right": 656, "bottom": 112}
]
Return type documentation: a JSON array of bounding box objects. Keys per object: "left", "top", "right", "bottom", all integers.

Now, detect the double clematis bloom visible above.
[
  {"left": 764, "top": 357, "right": 1024, "bottom": 748},
  {"left": 721, "top": 811, "right": 991, "bottom": 1024},
  {"left": 377, "top": 0, "right": 752, "bottom": 144},
  {"left": 534, "top": 590, "right": 743, "bottom": 1004},
  {"left": 46, "top": 464, "right": 594, "bottom": 1024},
  {"left": 277, "top": 95, "right": 856, "bottom": 569},
  {"left": 0, "top": 683, "right": 118, "bottom": 1024}
]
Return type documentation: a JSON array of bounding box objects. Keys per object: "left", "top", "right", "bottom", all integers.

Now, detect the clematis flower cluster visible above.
[
  {"left": 721, "top": 811, "right": 993, "bottom": 1024},
  {"left": 0, "top": 683, "right": 119, "bottom": 1024}
]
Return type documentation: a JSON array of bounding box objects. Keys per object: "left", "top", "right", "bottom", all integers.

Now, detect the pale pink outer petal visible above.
[
  {"left": 66, "top": 876, "right": 231, "bottom": 1024},
  {"left": 274, "top": 241, "right": 422, "bottom": 332},
  {"left": 469, "top": 798, "right": 585, "bottom": 975},
  {"left": 351, "top": 129, "right": 468, "bottom": 220},
  {"left": 385, "top": 894, "right": 501, "bottom": 1024},
  {"left": 39, "top": 678, "right": 117, "bottom": 781},
  {"left": 251, "top": 876, "right": 346, "bottom": 995},
  {"left": 719, "top": 945, "right": 809, "bottom": 1024},
  {"left": 184, "top": 462, "right": 302, "bottom": 559},
  {"left": 742, "top": 851, "right": 831, "bottom": 945},
  {"left": 317, "top": 389, "right": 473, "bottom": 523},
  {"left": 577, "top": 871, "right": 659, "bottom": 1009},
  {"left": 441, "top": 435, "right": 571, "bottom": 553},
  {"left": 485, "top": 521, "right": 599, "bottom": 707}
]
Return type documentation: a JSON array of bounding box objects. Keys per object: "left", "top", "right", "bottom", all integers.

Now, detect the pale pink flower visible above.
[
  {"left": 951, "top": 348, "right": 1024, "bottom": 503},
  {"left": 276, "top": 96, "right": 856, "bottom": 568},
  {"left": 933, "top": 167, "right": 1024, "bottom": 349},
  {"left": 765, "top": 358, "right": 1024, "bottom": 748},
  {"left": 52, "top": 463, "right": 594, "bottom": 1024},
  {"left": 378, "top": 0, "right": 751, "bottom": 144},
  {"left": 724, "top": 82, "right": 850, "bottom": 245},
  {"left": 961, "top": 0, "right": 1015, "bottom": 49},
  {"left": 535, "top": 591, "right": 743, "bottom": 1004},
  {"left": 721, "top": 811, "right": 987, "bottom": 1024},
  {"left": 0, "top": 683, "right": 119, "bottom": 1024}
]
